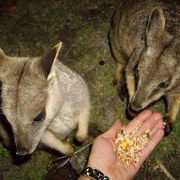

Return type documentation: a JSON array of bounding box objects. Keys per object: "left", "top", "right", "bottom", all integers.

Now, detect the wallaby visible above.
[
  {"left": 0, "top": 42, "right": 90, "bottom": 156},
  {"left": 110, "top": 0, "right": 180, "bottom": 135}
]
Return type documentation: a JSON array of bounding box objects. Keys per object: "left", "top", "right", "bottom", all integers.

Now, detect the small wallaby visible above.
[
  {"left": 0, "top": 42, "right": 90, "bottom": 156},
  {"left": 110, "top": 0, "right": 180, "bottom": 135}
]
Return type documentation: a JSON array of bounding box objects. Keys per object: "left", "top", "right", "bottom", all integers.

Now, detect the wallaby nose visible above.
[
  {"left": 16, "top": 151, "right": 28, "bottom": 156},
  {"left": 130, "top": 101, "right": 142, "bottom": 112},
  {"left": 127, "top": 102, "right": 142, "bottom": 119},
  {"left": 16, "top": 147, "right": 29, "bottom": 156}
]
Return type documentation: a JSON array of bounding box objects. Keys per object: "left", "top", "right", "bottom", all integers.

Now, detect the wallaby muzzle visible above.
[{"left": 16, "top": 148, "right": 29, "bottom": 156}]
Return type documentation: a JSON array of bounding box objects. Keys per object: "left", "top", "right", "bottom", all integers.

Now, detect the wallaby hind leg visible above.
[
  {"left": 164, "top": 95, "right": 180, "bottom": 136},
  {"left": 41, "top": 130, "right": 74, "bottom": 156},
  {"left": 75, "top": 109, "right": 89, "bottom": 143}
]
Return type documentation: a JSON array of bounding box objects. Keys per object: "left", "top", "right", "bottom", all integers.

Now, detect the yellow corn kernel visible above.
[{"left": 121, "top": 141, "right": 129, "bottom": 148}]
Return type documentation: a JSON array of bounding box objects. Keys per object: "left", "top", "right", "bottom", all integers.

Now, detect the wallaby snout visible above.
[
  {"left": 130, "top": 101, "right": 143, "bottom": 112},
  {"left": 129, "top": 90, "right": 148, "bottom": 112},
  {"left": 128, "top": 101, "right": 143, "bottom": 119},
  {"left": 15, "top": 142, "right": 35, "bottom": 155},
  {"left": 14, "top": 131, "right": 36, "bottom": 155},
  {"left": 16, "top": 147, "right": 29, "bottom": 156}
]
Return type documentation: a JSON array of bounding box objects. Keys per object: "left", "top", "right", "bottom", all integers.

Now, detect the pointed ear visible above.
[
  {"left": 126, "top": 45, "right": 144, "bottom": 75},
  {"left": 175, "top": 44, "right": 180, "bottom": 60},
  {"left": 146, "top": 7, "right": 165, "bottom": 35},
  {"left": 38, "top": 41, "right": 62, "bottom": 78},
  {"left": 0, "top": 48, "right": 5, "bottom": 60}
]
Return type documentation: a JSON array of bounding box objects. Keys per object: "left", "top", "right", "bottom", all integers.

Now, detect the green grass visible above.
[
  {"left": 0, "top": 150, "right": 50, "bottom": 180},
  {"left": 0, "top": 144, "right": 7, "bottom": 158},
  {"left": 0, "top": 0, "right": 179, "bottom": 179}
]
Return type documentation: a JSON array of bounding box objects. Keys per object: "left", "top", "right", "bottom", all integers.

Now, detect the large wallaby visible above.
[
  {"left": 0, "top": 42, "right": 90, "bottom": 155},
  {"left": 110, "top": 0, "right": 180, "bottom": 134}
]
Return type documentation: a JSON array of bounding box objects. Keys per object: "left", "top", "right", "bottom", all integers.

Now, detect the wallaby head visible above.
[
  {"left": 126, "top": 8, "right": 180, "bottom": 113},
  {"left": 0, "top": 42, "right": 62, "bottom": 155}
]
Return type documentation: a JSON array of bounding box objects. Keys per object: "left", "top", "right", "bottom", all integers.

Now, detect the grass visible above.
[
  {"left": 0, "top": 149, "right": 50, "bottom": 180},
  {"left": 0, "top": 0, "right": 179, "bottom": 179},
  {"left": 0, "top": 144, "right": 7, "bottom": 158}
]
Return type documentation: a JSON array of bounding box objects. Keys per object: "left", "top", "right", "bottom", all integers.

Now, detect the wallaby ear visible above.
[
  {"left": 37, "top": 41, "right": 62, "bottom": 78},
  {"left": 126, "top": 45, "right": 144, "bottom": 75},
  {"left": 175, "top": 44, "right": 180, "bottom": 60},
  {"left": 0, "top": 48, "right": 5, "bottom": 59},
  {"left": 146, "top": 7, "right": 165, "bottom": 34}
]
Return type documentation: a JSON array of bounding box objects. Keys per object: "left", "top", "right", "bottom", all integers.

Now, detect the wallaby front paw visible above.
[
  {"left": 118, "top": 84, "right": 127, "bottom": 100},
  {"left": 75, "top": 132, "right": 88, "bottom": 143},
  {"left": 63, "top": 143, "right": 74, "bottom": 156},
  {"left": 113, "top": 70, "right": 121, "bottom": 85},
  {"left": 163, "top": 118, "right": 173, "bottom": 136},
  {"left": 113, "top": 70, "right": 127, "bottom": 100}
]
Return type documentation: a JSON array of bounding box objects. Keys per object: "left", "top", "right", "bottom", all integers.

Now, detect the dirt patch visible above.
[{"left": 0, "top": 0, "right": 179, "bottom": 179}]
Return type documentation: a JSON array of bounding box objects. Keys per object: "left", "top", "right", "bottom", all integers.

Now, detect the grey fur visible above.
[{"left": 0, "top": 42, "right": 90, "bottom": 155}]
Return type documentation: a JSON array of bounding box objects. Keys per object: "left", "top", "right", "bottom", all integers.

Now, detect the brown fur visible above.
[{"left": 110, "top": 0, "right": 180, "bottom": 134}]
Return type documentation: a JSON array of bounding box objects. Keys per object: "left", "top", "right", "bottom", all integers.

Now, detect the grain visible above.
[{"left": 115, "top": 126, "right": 150, "bottom": 167}]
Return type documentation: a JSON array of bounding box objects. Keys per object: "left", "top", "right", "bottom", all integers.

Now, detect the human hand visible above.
[{"left": 81, "top": 110, "right": 164, "bottom": 180}]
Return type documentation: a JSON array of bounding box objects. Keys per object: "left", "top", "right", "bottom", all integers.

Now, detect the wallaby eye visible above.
[
  {"left": 158, "top": 80, "right": 171, "bottom": 88},
  {"left": 134, "top": 65, "right": 139, "bottom": 78},
  {"left": 33, "top": 111, "right": 45, "bottom": 122}
]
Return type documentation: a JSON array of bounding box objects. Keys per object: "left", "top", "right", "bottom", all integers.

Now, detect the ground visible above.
[{"left": 0, "top": 0, "right": 179, "bottom": 179}]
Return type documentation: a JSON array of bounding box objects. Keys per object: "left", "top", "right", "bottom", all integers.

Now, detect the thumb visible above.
[{"left": 103, "top": 119, "right": 122, "bottom": 139}]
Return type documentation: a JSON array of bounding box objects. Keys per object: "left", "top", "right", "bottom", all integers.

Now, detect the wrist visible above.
[
  {"left": 77, "top": 174, "right": 89, "bottom": 180},
  {"left": 80, "top": 166, "right": 109, "bottom": 180},
  {"left": 87, "top": 162, "right": 110, "bottom": 178}
]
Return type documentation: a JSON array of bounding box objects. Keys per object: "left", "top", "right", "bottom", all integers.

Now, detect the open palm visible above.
[{"left": 87, "top": 110, "right": 164, "bottom": 180}]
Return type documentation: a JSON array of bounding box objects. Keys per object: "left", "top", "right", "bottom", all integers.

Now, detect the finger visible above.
[
  {"left": 102, "top": 119, "right": 122, "bottom": 139},
  {"left": 133, "top": 112, "right": 163, "bottom": 137},
  {"left": 149, "top": 120, "right": 165, "bottom": 137},
  {"left": 125, "top": 110, "right": 153, "bottom": 134},
  {"left": 136, "top": 129, "right": 164, "bottom": 167}
]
